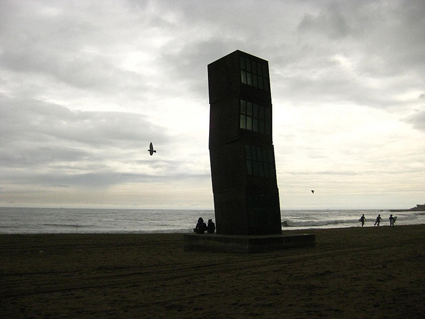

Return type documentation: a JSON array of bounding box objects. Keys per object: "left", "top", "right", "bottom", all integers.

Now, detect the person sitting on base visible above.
[
  {"left": 207, "top": 219, "right": 215, "bottom": 233},
  {"left": 194, "top": 217, "right": 207, "bottom": 234}
]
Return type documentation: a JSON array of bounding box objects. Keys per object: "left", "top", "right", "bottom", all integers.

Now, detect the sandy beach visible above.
[{"left": 1, "top": 225, "right": 424, "bottom": 318}]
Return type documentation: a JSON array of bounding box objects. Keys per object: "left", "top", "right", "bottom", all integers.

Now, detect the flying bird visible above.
[
  {"left": 148, "top": 142, "right": 156, "bottom": 156},
  {"left": 311, "top": 190, "right": 315, "bottom": 194}
]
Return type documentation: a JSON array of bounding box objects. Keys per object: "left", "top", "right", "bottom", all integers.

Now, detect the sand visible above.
[{"left": 1, "top": 225, "right": 424, "bottom": 319}]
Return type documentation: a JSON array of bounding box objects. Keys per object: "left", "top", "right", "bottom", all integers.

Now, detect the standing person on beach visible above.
[
  {"left": 359, "top": 214, "right": 366, "bottom": 227},
  {"left": 374, "top": 214, "right": 382, "bottom": 226},
  {"left": 389, "top": 214, "right": 396, "bottom": 227}
]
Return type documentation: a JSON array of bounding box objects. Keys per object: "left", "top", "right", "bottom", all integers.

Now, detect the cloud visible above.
[
  {"left": 404, "top": 110, "right": 425, "bottom": 132},
  {"left": 0, "top": 94, "right": 176, "bottom": 190},
  {"left": 0, "top": 95, "right": 167, "bottom": 148},
  {"left": 298, "top": 3, "right": 355, "bottom": 39}
]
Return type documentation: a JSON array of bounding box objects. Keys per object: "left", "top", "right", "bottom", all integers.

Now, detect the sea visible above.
[{"left": 1, "top": 207, "right": 424, "bottom": 234}]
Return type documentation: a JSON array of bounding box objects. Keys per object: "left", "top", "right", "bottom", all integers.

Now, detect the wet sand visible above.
[{"left": 1, "top": 225, "right": 424, "bottom": 318}]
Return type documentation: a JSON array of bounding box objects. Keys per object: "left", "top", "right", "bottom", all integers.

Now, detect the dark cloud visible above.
[
  {"left": 1, "top": 146, "right": 90, "bottom": 169},
  {"left": 158, "top": 38, "right": 246, "bottom": 99},
  {"left": 3, "top": 161, "right": 210, "bottom": 189},
  {"left": 0, "top": 0, "right": 163, "bottom": 99},
  {"left": 404, "top": 111, "right": 425, "bottom": 132},
  {"left": 265, "top": 0, "right": 425, "bottom": 114},
  {"left": 298, "top": 3, "right": 355, "bottom": 39},
  {"left": 0, "top": 96, "right": 166, "bottom": 146}
]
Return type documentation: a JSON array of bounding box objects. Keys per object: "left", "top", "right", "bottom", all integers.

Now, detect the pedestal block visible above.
[{"left": 183, "top": 233, "right": 315, "bottom": 253}]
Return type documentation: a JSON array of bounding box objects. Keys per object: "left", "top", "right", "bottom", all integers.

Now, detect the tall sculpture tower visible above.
[{"left": 208, "top": 50, "right": 282, "bottom": 235}]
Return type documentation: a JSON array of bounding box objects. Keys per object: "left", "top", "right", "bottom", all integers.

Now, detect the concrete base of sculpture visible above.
[{"left": 183, "top": 233, "right": 315, "bottom": 253}]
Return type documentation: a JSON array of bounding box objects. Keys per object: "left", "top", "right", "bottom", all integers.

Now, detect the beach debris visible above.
[
  {"left": 311, "top": 190, "right": 315, "bottom": 194},
  {"left": 148, "top": 142, "right": 156, "bottom": 156}
]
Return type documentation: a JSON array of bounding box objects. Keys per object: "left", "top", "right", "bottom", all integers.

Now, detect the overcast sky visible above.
[{"left": 1, "top": 0, "right": 424, "bottom": 210}]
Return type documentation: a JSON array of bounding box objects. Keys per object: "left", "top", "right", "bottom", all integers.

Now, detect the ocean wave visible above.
[
  {"left": 43, "top": 223, "right": 97, "bottom": 228},
  {"left": 282, "top": 218, "right": 359, "bottom": 228}
]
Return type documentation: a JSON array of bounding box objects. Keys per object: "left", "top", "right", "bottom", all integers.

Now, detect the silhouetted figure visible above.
[
  {"left": 194, "top": 217, "right": 207, "bottom": 234},
  {"left": 359, "top": 214, "right": 366, "bottom": 227},
  {"left": 389, "top": 214, "right": 396, "bottom": 227},
  {"left": 374, "top": 214, "right": 382, "bottom": 226},
  {"left": 207, "top": 219, "right": 215, "bottom": 234}
]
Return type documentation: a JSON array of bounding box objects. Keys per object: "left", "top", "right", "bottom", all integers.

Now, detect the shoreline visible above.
[
  {"left": 1, "top": 225, "right": 424, "bottom": 318},
  {"left": 2, "top": 221, "right": 425, "bottom": 235}
]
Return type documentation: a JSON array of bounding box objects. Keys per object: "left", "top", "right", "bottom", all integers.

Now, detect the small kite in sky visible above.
[
  {"left": 311, "top": 190, "right": 315, "bottom": 194},
  {"left": 148, "top": 142, "right": 156, "bottom": 156}
]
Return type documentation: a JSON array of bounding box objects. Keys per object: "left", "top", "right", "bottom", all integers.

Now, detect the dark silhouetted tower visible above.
[{"left": 208, "top": 50, "right": 281, "bottom": 235}]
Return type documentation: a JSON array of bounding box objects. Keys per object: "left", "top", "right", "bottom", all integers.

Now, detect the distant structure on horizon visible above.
[
  {"left": 208, "top": 50, "right": 281, "bottom": 236},
  {"left": 390, "top": 204, "right": 425, "bottom": 212}
]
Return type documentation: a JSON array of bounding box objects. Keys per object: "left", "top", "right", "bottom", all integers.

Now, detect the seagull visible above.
[
  {"left": 148, "top": 142, "right": 156, "bottom": 156},
  {"left": 311, "top": 190, "right": 315, "bottom": 194}
]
